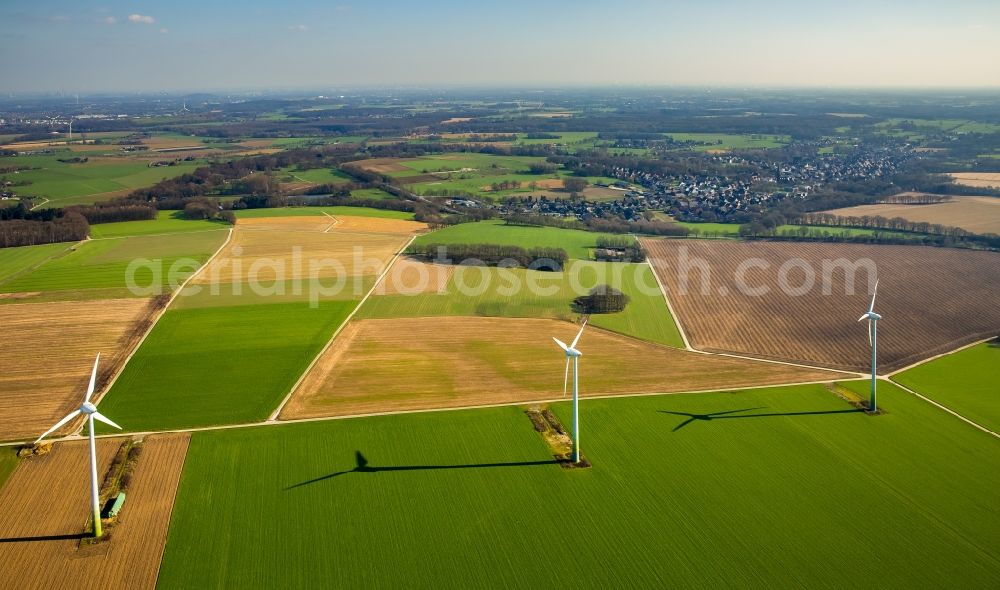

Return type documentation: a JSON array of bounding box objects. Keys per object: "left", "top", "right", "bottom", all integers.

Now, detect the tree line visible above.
[
  {"left": 502, "top": 213, "right": 690, "bottom": 237},
  {"left": 0, "top": 213, "right": 88, "bottom": 248},
  {"left": 407, "top": 243, "right": 568, "bottom": 271}
]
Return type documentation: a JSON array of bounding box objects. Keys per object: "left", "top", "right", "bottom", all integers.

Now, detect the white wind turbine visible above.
[
  {"left": 553, "top": 319, "right": 587, "bottom": 464},
  {"left": 34, "top": 353, "right": 122, "bottom": 538},
  {"left": 857, "top": 280, "right": 882, "bottom": 413}
]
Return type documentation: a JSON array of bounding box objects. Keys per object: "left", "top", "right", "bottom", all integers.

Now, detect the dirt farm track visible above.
[{"left": 642, "top": 239, "right": 1000, "bottom": 372}]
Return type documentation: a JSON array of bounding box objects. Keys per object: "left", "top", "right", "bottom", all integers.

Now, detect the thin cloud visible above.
[
  {"left": 160, "top": 27, "right": 169, "bottom": 34},
  {"left": 128, "top": 14, "right": 155, "bottom": 25},
  {"left": 288, "top": 24, "right": 308, "bottom": 31},
  {"left": 103, "top": 16, "right": 118, "bottom": 25}
]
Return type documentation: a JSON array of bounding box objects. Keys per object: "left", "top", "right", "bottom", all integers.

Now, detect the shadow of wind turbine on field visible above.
[
  {"left": 658, "top": 407, "right": 863, "bottom": 431},
  {"left": 0, "top": 532, "right": 89, "bottom": 544},
  {"left": 285, "top": 450, "right": 561, "bottom": 490}
]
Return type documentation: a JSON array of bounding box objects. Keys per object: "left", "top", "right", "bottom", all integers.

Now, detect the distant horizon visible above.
[
  {"left": 5, "top": 84, "right": 1000, "bottom": 98},
  {"left": 3, "top": 0, "right": 999, "bottom": 93}
]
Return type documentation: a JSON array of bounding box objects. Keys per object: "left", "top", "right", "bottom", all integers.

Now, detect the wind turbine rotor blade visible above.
[
  {"left": 34, "top": 409, "right": 82, "bottom": 444},
  {"left": 91, "top": 412, "right": 122, "bottom": 431},
  {"left": 563, "top": 357, "right": 570, "bottom": 398},
  {"left": 868, "top": 320, "right": 873, "bottom": 347},
  {"left": 858, "top": 313, "right": 869, "bottom": 322},
  {"left": 84, "top": 353, "right": 101, "bottom": 403},
  {"left": 869, "top": 280, "right": 878, "bottom": 313},
  {"left": 552, "top": 337, "right": 570, "bottom": 352},
  {"left": 570, "top": 319, "right": 589, "bottom": 350}
]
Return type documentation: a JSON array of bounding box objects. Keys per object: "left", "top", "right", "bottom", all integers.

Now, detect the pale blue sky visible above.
[{"left": 2, "top": 1, "right": 998, "bottom": 92}]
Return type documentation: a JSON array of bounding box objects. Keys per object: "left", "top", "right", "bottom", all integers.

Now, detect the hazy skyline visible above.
[{"left": 2, "top": 0, "right": 999, "bottom": 93}]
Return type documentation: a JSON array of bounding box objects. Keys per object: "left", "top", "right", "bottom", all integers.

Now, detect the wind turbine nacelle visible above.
[
  {"left": 869, "top": 312, "right": 882, "bottom": 321},
  {"left": 80, "top": 401, "right": 97, "bottom": 415},
  {"left": 564, "top": 348, "right": 583, "bottom": 358}
]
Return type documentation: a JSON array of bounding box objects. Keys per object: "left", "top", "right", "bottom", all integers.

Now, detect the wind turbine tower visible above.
[
  {"left": 857, "top": 280, "right": 882, "bottom": 412},
  {"left": 34, "top": 354, "right": 122, "bottom": 537},
  {"left": 553, "top": 319, "right": 588, "bottom": 463}
]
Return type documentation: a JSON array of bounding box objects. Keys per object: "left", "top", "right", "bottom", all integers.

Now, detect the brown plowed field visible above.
[
  {"left": 642, "top": 239, "right": 1000, "bottom": 371},
  {"left": 949, "top": 172, "right": 1000, "bottom": 189},
  {"left": 0, "top": 298, "right": 155, "bottom": 442},
  {"left": 0, "top": 434, "right": 190, "bottom": 589},
  {"left": 280, "top": 317, "right": 842, "bottom": 419},
  {"left": 191, "top": 223, "right": 413, "bottom": 284},
  {"left": 821, "top": 196, "right": 1000, "bottom": 235},
  {"left": 374, "top": 258, "right": 454, "bottom": 295},
  {"left": 348, "top": 158, "right": 413, "bottom": 174}
]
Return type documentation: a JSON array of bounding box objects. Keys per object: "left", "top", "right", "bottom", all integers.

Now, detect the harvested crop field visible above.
[
  {"left": 348, "top": 157, "right": 413, "bottom": 174},
  {"left": 280, "top": 317, "right": 841, "bottom": 419},
  {"left": 642, "top": 239, "right": 1000, "bottom": 371},
  {"left": 821, "top": 196, "right": 1000, "bottom": 234},
  {"left": 949, "top": 172, "right": 1000, "bottom": 189},
  {"left": 0, "top": 434, "right": 190, "bottom": 589},
  {"left": 0, "top": 298, "right": 157, "bottom": 442},
  {"left": 373, "top": 258, "right": 454, "bottom": 295},
  {"left": 191, "top": 220, "right": 415, "bottom": 285}
]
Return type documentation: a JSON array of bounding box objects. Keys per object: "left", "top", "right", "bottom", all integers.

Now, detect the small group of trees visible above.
[
  {"left": 0, "top": 213, "right": 89, "bottom": 247},
  {"left": 594, "top": 236, "right": 645, "bottom": 262},
  {"left": 490, "top": 180, "right": 521, "bottom": 192},
  {"left": 572, "top": 285, "right": 630, "bottom": 314},
  {"left": 183, "top": 199, "right": 235, "bottom": 224},
  {"left": 527, "top": 162, "right": 558, "bottom": 175},
  {"left": 408, "top": 243, "right": 568, "bottom": 271},
  {"left": 66, "top": 203, "right": 156, "bottom": 224},
  {"left": 562, "top": 177, "right": 588, "bottom": 194}
]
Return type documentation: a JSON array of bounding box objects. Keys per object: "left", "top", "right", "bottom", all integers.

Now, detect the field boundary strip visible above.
[
  {"left": 267, "top": 233, "right": 419, "bottom": 421},
  {"left": 86, "top": 228, "right": 235, "bottom": 419},
  {"left": 88, "top": 227, "right": 230, "bottom": 242},
  {"left": 887, "top": 378, "right": 1000, "bottom": 440},
  {"left": 645, "top": 257, "right": 692, "bottom": 350},
  {"left": 0, "top": 375, "right": 848, "bottom": 447}
]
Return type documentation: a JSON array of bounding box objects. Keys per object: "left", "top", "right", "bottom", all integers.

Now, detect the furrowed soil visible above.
[
  {"left": 642, "top": 239, "right": 1000, "bottom": 371},
  {"left": 0, "top": 298, "right": 156, "bottom": 442},
  {"left": 0, "top": 434, "right": 190, "bottom": 590}
]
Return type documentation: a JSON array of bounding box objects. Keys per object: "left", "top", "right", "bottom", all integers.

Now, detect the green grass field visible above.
[
  {"left": 378, "top": 153, "right": 617, "bottom": 198},
  {"left": 349, "top": 188, "right": 398, "bottom": 200},
  {"left": 663, "top": 132, "right": 790, "bottom": 150},
  {"left": 360, "top": 260, "right": 683, "bottom": 347},
  {"left": 88, "top": 210, "right": 229, "bottom": 238},
  {"left": 96, "top": 298, "right": 357, "bottom": 432},
  {"left": 411, "top": 220, "right": 603, "bottom": 260},
  {"left": 158, "top": 381, "right": 1000, "bottom": 587},
  {"left": 8, "top": 151, "right": 204, "bottom": 206},
  {"left": 0, "top": 230, "right": 227, "bottom": 299},
  {"left": 892, "top": 340, "right": 1000, "bottom": 433},
  {"left": 282, "top": 167, "right": 355, "bottom": 184},
  {"left": 0, "top": 242, "right": 72, "bottom": 285},
  {"left": 234, "top": 206, "right": 415, "bottom": 220}
]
